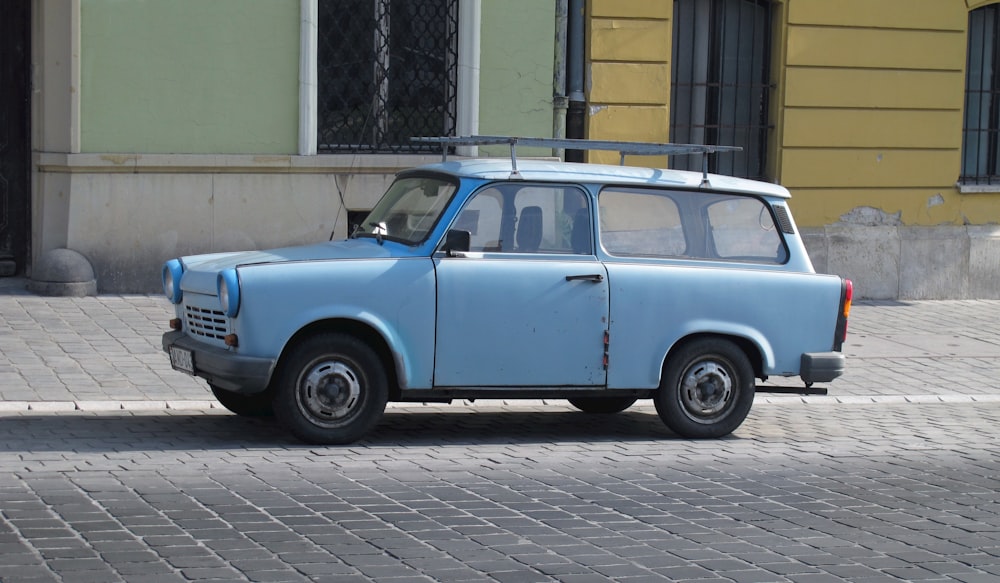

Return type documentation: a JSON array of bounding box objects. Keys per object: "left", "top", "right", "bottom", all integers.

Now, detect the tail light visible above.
[{"left": 834, "top": 278, "right": 853, "bottom": 350}]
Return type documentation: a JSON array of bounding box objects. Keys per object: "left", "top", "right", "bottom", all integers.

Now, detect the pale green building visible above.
[{"left": 16, "top": 0, "right": 558, "bottom": 291}]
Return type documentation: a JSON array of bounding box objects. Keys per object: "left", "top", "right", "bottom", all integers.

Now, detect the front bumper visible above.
[
  {"left": 162, "top": 330, "right": 275, "bottom": 394},
  {"left": 800, "top": 352, "right": 845, "bottom": 385}
]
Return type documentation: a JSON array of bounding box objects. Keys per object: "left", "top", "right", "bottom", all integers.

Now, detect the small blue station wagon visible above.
[{"left": 162, "top": 137, "right": 852, "bottom": 444}]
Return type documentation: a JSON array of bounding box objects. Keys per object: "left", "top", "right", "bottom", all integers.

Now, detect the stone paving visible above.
[
  {"left": 1, "top": 402, "right": 999, "bottom": 582},
  {"left": 1, "top": 278, "right": 1000, "bottom": 582},
  {"left": 1, "top": 275, "right": 999, "bottom": 406}
]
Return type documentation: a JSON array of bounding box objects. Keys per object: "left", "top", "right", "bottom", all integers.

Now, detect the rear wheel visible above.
[
  {"left": 209, "top": 384, "right": 273, "bottom": 417},
  {"left": 272, "top": 333, "right": 388, "bottom": 445},
  {"left": 568, "top": 396, "right": 637, "bottom": 414},
  {"left": 655, "top": 338, "right": 755, "bottom": 438}
]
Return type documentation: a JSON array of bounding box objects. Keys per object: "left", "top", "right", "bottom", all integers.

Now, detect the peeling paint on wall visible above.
[
  {"left": 839, "top": 206, "right": 902, "bottom": 226},
  {"left": 927, "top": 193, "right": 945, "bottom": 208}
]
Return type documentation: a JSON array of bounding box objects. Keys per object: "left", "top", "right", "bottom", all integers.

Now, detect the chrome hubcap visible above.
[
  {"left": 680, "top": 360, "right": 733, "bottom": 421},
  {"left": 298, "top": 359, "right": 361, "bottom": 425}
]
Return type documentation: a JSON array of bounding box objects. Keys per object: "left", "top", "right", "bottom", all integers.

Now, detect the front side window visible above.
[
  {"left": 669, "top": 0, "right": 773, "bottom": 180},
  {"left": 962, "top": 5, "right": 1000, "bottom": 185},
  {"left": 599, "top": 187, "right": 785, "bottom": 263},
  {"left": 453, "top": 184, "right": 591, "bottom": 254},
  {"left": 318, "top": 0, "right": 458, "bottom": 153},
  {"left": 355, "top": 176, "right": 457, "bottom": 245}
]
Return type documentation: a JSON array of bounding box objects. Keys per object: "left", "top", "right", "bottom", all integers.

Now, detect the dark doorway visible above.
[{"left": 0, "top": 0, "right": 31, "bottom": 276}]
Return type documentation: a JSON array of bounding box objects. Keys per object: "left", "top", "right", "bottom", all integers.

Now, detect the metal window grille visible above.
[
  {"left": 317, "top": 0, "right": 458, "bottom": 153},
  {"left": 962, "top": 5, "right": 1000, "bottom": 185},
  {"left": 669, "top": 0, "right": 772, "bottom": 180}
]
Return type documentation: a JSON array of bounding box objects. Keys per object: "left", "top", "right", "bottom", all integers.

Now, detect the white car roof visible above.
[{"left": 410, "top": 158, "right": 792, "bottom": 199}]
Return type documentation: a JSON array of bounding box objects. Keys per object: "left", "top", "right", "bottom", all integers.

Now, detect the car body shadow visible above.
[{"left": 0, "top": 408, "right": 697, "bottom": 453}]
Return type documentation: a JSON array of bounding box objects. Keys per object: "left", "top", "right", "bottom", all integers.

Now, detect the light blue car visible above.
[{"left": 162, "top": 137, "right": 852, "bottom": 444}]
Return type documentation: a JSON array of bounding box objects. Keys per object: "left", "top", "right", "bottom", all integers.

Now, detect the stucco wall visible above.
[
  {"left": 79, "top": 0, "right": 300, "bottom": 154},
  {"left": 580, "top": 0, "right": 1000, "bottom": 299},
  {"left": 478, "top": 0, "right": 556, "bottom": 157},
  {"left": 776, "top": 0, "right": 989, "bottom": 228},
  {"left": 35, "top": 0, "right": 566, "bottom": 292},
  {"left": 35, "top": 154, "right": 438, "bottom": 292},
  {"left": 585, "top": 0, "right": 671, "bottom": 166}
]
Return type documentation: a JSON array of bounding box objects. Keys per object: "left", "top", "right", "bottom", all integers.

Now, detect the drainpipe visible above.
[
  {"left": 565, "top": 0, "right": 586, "bottom": 162},
  {"left": 456, "top": 0, "right": 481, "bottom": 156},
  {"left": 553, "top": 0, "right": 568, "bottom": 159}
]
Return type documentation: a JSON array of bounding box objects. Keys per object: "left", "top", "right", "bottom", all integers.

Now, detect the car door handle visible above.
[{"left": 565, "top": 274, "right": 604, "bottom": 283}]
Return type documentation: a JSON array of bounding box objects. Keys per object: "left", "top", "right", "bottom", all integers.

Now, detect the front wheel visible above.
[
  {"left": 568, "top": 396, "right": 638, "bottom": 414},
  {"left": 655, "top": 338, "right": 755, "bottom": 438},
  {"left": 272, "top": 333, "right": 388, "bottom": 445}
]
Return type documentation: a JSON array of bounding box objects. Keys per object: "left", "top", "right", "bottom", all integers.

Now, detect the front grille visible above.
[{"left": 184, "top": 305, "right": 230, "bottom": 341}]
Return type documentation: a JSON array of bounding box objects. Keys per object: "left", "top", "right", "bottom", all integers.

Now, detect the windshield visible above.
[{"left": 353, "top": 176, "right": 458, "bottom": 245}]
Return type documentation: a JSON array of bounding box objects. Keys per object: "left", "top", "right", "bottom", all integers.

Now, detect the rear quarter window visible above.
[{"left": 598, "top": 187, "right": 786, "bottom": 263}]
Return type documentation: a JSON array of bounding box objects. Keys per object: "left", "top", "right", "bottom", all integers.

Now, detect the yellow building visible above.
[{"left": 587, "top": 0, "right": 1000, "bottom": 299}]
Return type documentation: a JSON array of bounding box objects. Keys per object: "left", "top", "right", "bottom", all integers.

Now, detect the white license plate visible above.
[{"left": 169, "top": 346, "right": 195, "bottom": 375}]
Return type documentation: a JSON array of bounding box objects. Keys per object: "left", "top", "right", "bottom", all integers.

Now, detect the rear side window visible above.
[
  {"left": 599, "top": 190, "right": 686, "bottom": 257},
  {"left": 599, "top": 187, "right": 786, "bottom": 263}
]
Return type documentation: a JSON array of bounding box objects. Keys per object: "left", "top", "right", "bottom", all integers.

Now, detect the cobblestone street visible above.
[
  {"left": 1, "top": 284, "right": 999, "bottom": 582},
  {"left": 2, "top": 402, "right": 999, "bottom": 582}
]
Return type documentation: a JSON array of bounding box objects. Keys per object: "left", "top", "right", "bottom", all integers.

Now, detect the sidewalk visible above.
[{"left": 2, "top": 276, "right": 999, "bottom": 410}]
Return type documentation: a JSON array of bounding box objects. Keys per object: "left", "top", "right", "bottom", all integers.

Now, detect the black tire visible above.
[
  {"left": 272, "top": 333, "right": 388, "bottom": 445},
  {"left": 655, "top": 338, "right": 755, "bottom": 438},
  {"left": 210, "top": 384, "right": 274, "bottom": 417},
  {"left": 568, "top": 396, "right": 638, "bottom": 414}
]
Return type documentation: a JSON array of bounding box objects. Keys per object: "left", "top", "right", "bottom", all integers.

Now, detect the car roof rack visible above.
[{"left": 411, "top": 135, "right": 742, "bottom": 182}]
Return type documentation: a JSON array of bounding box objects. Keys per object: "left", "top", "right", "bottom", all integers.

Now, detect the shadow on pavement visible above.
[{"left": 0, "top": 409, "right": 688, "bottom": 452}]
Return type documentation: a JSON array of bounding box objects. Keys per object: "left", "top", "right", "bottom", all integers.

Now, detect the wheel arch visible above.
[
  {"left": 663, "top": 332, "right": 766, "bottom": 380},
  {"left": 277, "top": 318, "right": 402, "bottom": 399}
]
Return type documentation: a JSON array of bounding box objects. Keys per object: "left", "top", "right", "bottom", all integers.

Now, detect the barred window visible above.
[
  {"left": 669, "top": 0, "right": 772, "bottom": 180},
  {"left": 962, "top": 5, "right": 1000, "bottom": 185},
  {"left": 317, "top": 0, "right": 458, "bottom": 153}
]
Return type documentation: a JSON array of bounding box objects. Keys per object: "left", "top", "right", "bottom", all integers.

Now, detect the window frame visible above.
[{"left": 298, "top": 0, "right": 478, "bottom": 156}]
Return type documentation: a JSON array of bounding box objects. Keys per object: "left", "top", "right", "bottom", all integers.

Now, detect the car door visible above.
[{"left": 433, "top": 183, "right": 610, "bottom": 387}]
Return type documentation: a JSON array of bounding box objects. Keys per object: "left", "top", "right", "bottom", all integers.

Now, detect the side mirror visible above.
[{"left": 442, "top": 229, "right": 471, "bottom": 256}]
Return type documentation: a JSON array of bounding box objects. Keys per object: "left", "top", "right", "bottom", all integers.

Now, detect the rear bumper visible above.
[
  {"left": 800, "top": 352, "right": 845, "bottom": 385},
  {"left": 162, "top": 330, "right": 275, "bottom": 394}
]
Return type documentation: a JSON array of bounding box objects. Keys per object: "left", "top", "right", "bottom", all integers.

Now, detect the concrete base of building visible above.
[
  {"left": 31, "top": 154, "right": 1000, "bottom": 299},
  {"left": 32, "top": 153, "right": 439, "bottom": 294},
  {"left": 802, "top": 225, "right": 1000, "bottom": 300}
]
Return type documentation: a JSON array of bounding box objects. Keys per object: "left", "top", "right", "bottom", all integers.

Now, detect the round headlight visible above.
[
  {"left": 163, "top": 259, "right": 184, "bottom": 304},
  {"left": 217, "top": 269, "right": 241, "bottom": 317}
]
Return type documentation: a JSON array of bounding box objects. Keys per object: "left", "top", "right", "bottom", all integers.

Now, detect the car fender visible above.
[{"left": 232, "top": 258, "right": 437, "bottom": 391}]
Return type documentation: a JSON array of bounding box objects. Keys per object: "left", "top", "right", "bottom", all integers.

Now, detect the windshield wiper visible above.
[{"left": 368, "top": 222, "right": 387, "bottom": 245}]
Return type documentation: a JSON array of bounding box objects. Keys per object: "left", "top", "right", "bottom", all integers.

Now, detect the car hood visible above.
[{"left": 178, "top": 238, "right": 403, "bottom": 296}]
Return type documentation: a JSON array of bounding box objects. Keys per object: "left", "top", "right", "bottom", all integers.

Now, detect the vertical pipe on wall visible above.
[
  {"left": 565, "top": 0, "right": 585, "bottom": 162},
  {"left": 456, "top": 0, "right": 481, "bottom": 156},
  {"left": 553, "top": 0, "right": 568, "bottom": 158},
  {"left": 298, "top": 0, "right": 317, "bottom": 156},
  {"left": 70, "top": 0, "right": 81, "bottom": 153}
]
